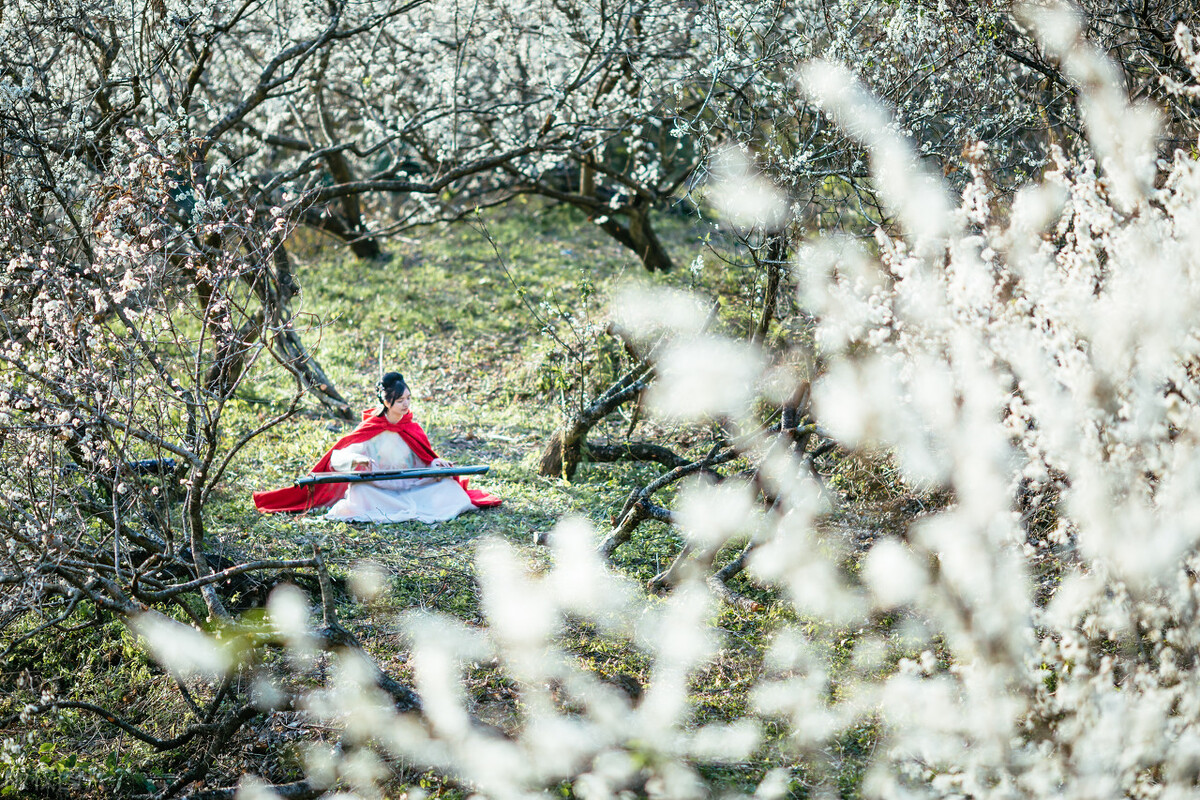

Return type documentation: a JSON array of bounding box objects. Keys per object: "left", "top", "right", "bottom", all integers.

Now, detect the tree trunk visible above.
[
  {"left": 585, "top": 441, "right": 688, "bottom": 469},
  {"left": 537, "top": 368, "right": 651, "bottom": 479},
  {"left": 537, "top": 428, "right": 586, "bottom": 480},
  {"left": 270, "top": 230, "right": 301, "bottom": 304},
  {"left": 205, "top": 309, "right": 264, "bottom": 397},
  {"left": 273, "top": 327, "right": 354, "bottom": 420},
  {"left": 244, "top": 236, "right": 354, "bottom": 420},
  {"left": 309, "top": 66, "right": 385, "bottom": 261},
  {"left": 301, "top": 208, "right": 384, "bottom": 260},
  {"left": 594, "top": 205, "right": 673, "bottom": 272},
  {"left": 580, "top": 151, "right": 596, "bottom": 198},
  {"left": 626, "top": 202, "right": 673, "bottom": 272},
  {"left": 751, "top": 233, "right": 789, "bottom": 346},
  {"left": 522, "top": 170, "right": 671, "bottom": 271}
]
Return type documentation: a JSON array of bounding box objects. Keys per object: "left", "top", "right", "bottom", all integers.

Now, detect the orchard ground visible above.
[{"left": 14, "top": 202, "right": 934, "bottom": 798}]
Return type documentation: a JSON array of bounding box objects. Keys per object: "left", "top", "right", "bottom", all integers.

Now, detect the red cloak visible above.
[{"left": 253, "top": 410, "right": 501, "bottom": 513}]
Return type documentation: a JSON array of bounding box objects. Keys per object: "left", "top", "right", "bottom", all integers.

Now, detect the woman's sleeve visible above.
[{"left": 329, "top": 441, "right": 371, "bottom": 472}]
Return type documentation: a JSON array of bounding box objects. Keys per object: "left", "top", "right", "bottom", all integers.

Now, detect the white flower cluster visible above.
[{"left": 260, "top": 7, "right": 1200, "bottom": 800}]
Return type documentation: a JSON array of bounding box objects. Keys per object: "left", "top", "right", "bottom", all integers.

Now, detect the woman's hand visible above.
[
  {"left": 350, "top": 454, "right": 374, "bottom": 471},
  {"left": 431, "top": 457, "right": 452, "bottom": 468}
]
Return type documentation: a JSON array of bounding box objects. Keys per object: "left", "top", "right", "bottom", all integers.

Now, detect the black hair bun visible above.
[{"left": 378, "top": 372, "right": 409, "bottom": 406}]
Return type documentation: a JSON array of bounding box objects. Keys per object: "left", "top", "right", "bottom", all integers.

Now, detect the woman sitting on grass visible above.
[{"left": 253, "top": 372, "right": 500, "bottom": 522}]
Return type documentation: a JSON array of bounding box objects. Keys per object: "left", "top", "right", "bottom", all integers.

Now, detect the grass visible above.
[
  {"left": 207, "top": 202, "right": 826, "bottom": 796},
  {"left": 222, "top": 201, "right": 724, "bottom": 585},
  {"left": 2, "top": 200, "right": 934, "bottom": 799}
]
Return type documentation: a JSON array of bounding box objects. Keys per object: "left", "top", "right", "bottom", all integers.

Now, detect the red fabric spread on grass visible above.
[{"left": 253, "top": 409, "right": 501, "bottom": 513}]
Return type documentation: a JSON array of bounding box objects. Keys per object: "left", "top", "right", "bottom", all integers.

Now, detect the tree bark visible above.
[
  {"left": 300, "top": 207, "right": 384, "bottom": 260},
  {"left": 626, "top": 202, "right": 673, "bottom": 272},
  {"left": 599, "top": 494, "right": 675, "bottom": 560},
  {"left": 273, "top": 327, "right": 354, "bottom": 420},
  {"left": 205, "top": 309, "right": 264, "bottom": 397},
  {"left": 517, "top": 167, "right": 673, "bottom": 272},
  {"left": 594, "top": 204, "right": 673, "bottom": 272},
  {"left": 751, "top": 233, "right": 789, "bottom": 346},
  {"left": 537, "top": 367, "right": 651, "bottom": 479},
  {"left": 597, "top": 446, "right": 735, "bottom": 559},
  {"left": 585, "top": 441, "right": 688, "bottom": 469},
  {"left": 580, "top": 150, "right": 596, "bottom": 198}
]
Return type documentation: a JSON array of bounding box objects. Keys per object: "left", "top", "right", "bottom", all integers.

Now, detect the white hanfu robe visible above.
[{"left": 323, "top": 431, "right": 475, "bottom": 523}]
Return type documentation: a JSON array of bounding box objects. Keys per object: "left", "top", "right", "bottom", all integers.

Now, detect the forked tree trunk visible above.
[
  {"left": 301, "top": 207, "right": 384, "bottom": 260},
  {"left": 594, "top": 206, "right": 673, "bottom": 273},
  {"left": 309, "top": 67, "right": 384, "bottom": 262},
  {"left": 255, "top": 234, "right": 354, "bottom": 419},
  {"left": 537, "top": 368, "right": 652, "bottom": 479},
  {"left": 193, "top": 233, "right": 352, "bottom": 418},
  {"left": 274, "top": 327, "right": 354, "bottom": 420}
]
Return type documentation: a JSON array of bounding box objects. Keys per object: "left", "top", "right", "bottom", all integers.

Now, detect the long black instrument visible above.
[{"left": 294, "top": 465, "right": 489, "bottom": 487}]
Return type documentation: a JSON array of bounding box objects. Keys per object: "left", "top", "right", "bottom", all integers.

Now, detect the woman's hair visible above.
[{"left": 377, "top": 372, "right": 409, "bottom": 412}]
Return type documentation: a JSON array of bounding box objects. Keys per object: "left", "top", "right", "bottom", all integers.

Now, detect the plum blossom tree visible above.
[
  {"left": 529, "top": 0, "right": 1083, "bottom": 484},
  {"left": 0, "top": 66, "right": 425, "bottom": 796},
  {"left": 274, "top": 5, "right": 1200, "bottom": 800},
  {"left": 8, "top": 0, "right": 1200, "bottom": 798}
]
